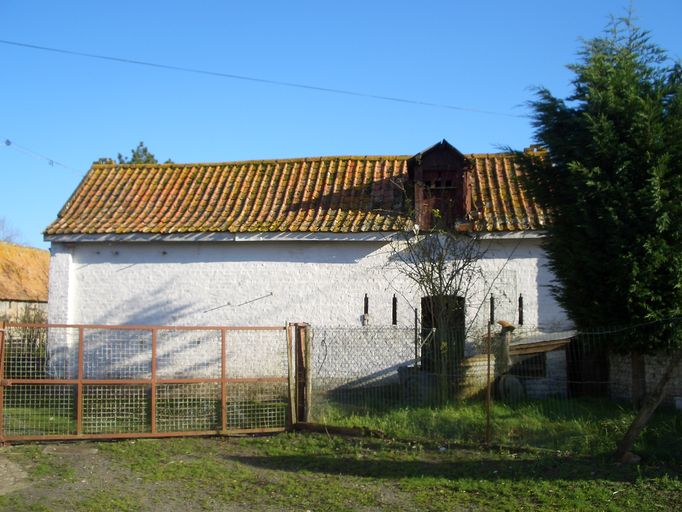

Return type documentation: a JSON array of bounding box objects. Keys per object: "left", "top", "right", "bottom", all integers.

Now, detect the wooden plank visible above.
[
  {"left": 510, "top": 339, "right": 571, "bottom": 356},
  {"left": 286, "top": 323, "right": 296, "bottom": 427},
  {"left": 3, "top": 427, "right": 288, "bottom": 443},
  {"left": 294, "top": 422, "right": 385, "bottom": 438}
]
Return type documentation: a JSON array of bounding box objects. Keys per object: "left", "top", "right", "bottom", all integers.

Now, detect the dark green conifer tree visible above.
[{"left": 517, "top": 16, "right": 682, "bottom": 458}]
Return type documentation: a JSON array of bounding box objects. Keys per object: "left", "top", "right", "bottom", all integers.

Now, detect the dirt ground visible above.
[{"left": 0, "top": 440, "right": 270, "bottom": 512}]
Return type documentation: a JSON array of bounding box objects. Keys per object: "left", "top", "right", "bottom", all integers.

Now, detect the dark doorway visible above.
[
  {"left": 420, "top": 295, "right": 465, "bottom": 375},
  {"left": 566, "top": 337, "right": 609, "bottom": 397}
]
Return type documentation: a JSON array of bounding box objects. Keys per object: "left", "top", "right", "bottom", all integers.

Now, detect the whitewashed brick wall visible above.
[{"left": 47, "top": 237, "right": 570, "bottom": 380}]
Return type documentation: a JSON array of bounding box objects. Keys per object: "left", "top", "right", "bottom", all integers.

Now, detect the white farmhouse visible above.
[{"left": 44, "top": 140, "right": 570, "bottom": 336}]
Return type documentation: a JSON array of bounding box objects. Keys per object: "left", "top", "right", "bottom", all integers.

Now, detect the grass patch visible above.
[
  {"left": 2, "top": 434, "right": 680, "bottom": 511},
  {"left": 3, "top": 397, "right": 287, "bottom": 436},
  {"left": 313, "top": 397, "right": 682, "bottom": 460}
]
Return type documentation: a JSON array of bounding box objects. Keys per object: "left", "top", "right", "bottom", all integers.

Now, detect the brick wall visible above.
[{"left": 609, "top": 352, "right": 682, "bottom": 405}]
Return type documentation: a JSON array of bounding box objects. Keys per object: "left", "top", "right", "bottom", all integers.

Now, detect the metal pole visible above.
[
  {"left": 485, "top": 321, "right": 492, "bottom": 445},
  {"left": 221, "top": 329, "right": 227, "bottom": 434},
  {"left": 76, "top": 327, "right": 84, "bottom": 436},
  {"left": 150, "top": 328, "right": 157, "bottom": 434}
]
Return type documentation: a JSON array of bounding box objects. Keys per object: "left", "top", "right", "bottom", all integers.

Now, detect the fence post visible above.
[
  {"left": 76, "top": 327, "right": 84, "bottom": 436},
  {"left": 286, "top": 324, "right": 296, "bottom": 427},
  {"left": 304, "top": 325, "right": 312, "bottom": 423},
  {"left": 150, "top": 328, "right": 157, "bottom": 434},
  {"left": 485, "top": 321, "right": 492, "bottom": 446},
  {"left": 0, "top": 321, "right": 6, "bottom": 444},
  {"left": 221, "top": 329, "right": 227, "bottom": 434},
  {"left": 295, "top": 325, "right": 306, "bottom": 423},
  {"left": 414, "top": 308, "right": 419, "bottom": 365}
]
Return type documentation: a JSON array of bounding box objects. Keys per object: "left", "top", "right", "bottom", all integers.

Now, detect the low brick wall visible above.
[{"left": 609, "top": 352, "right": 682, "bottom": 406}]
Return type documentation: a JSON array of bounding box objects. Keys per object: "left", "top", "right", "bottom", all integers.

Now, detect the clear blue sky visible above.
[{"left": 1, "top": 1, "right": 680, "bottom": 248}]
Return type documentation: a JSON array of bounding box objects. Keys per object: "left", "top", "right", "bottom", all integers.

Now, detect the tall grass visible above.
[{"left": 313, "top": 398, "right": 682, "bottom": 459}]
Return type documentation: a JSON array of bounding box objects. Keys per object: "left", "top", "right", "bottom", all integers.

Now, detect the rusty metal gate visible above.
[{"left": 0, "top": 322, "right": 300, "bottom": 442}]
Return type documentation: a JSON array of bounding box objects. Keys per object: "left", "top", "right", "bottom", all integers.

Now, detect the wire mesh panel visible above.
[
  {"left": 309, "top": 326, "right": 417, "bottom": 419},
  {"left": 83, "top": 329, "right": 151, "bottom": 380},
  {"left": 3, "top": 384, "right": 75, "bottom": 436},
  {"left": 157, "top": 329, "right": 221, "bottom": 379},
  {"left": 226, "top": 329, "right": 289, "bottom": 431},
  {"left": 157, "top": 383, "right": 220, "bottom": 432},
  {"left": 227, "top": 381, "right": 288, "bottom": 430},
  {"left": 82, "top": 384, "right": 151, "bottom": 434},
  {"left": 4, "top": 325, "right": 78, "bottom": 380},
  {"left": 1, "top": 323, "right": 289, "bottom": 441}
]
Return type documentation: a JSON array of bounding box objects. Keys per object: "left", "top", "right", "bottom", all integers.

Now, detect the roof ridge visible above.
[
  {"left": 89, "top": 152, "right": 517, "bottom": 171},
  {"left": 91, "top": 154, "right": 416, "bottom": 170}
]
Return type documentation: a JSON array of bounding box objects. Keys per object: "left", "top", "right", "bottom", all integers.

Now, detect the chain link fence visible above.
[{"left": 306, "top": 322, "right": 682, "bottom": 454}]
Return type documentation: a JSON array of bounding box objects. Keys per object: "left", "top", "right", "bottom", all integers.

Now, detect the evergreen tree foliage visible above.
[
  {"left": 117, "top": 141, "right": 159, "bottom": 164},
  {"left": 519, "top": 17, "right": 682, "bottom": 353},
  {"left": 94, "top": 141, "right": 172, "bottom": 165}
]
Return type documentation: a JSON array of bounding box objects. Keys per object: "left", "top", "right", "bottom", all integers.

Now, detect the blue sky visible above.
[{"left": 1, "top": 1, "right": 680, "bottom": 248}]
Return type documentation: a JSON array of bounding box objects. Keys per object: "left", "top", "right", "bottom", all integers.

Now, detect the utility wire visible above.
[
  {"left": 0, "top": 38, "right": 528, "bottom": 119},
  {"left": 3, "top": 138, "right": 84, "bottom": 175}
]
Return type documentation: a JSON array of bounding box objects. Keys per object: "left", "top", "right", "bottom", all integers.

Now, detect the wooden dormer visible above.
[{"left": 408, "top": 140, "right": 472, "bottom": 230}]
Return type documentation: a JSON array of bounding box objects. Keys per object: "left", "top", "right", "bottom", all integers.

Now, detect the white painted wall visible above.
[
  {"left": 46, "top": 237, "right": 570, "bottom": 380},
  {"left": 48, "top": 237, "right": 569, "bottom": 332}
]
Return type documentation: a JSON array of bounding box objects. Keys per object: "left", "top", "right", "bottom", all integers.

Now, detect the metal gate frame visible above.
[{"left": 0, "top": 321, "right": 299, "bottom": 443}]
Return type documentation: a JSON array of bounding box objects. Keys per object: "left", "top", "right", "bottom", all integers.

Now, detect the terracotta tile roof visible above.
[
  {"left": 468, "top": 153, "right": 547, "bottom": 232},
  {"left": 45, "top": 153, "right": 546, "bottom": 237},
  {"left": 0, "top": 242, "right": 49, "bottom": 302}
]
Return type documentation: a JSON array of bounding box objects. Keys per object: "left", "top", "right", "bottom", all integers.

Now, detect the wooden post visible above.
[
  {"left": 295, "top": 325, "right": 306, "bottom": 422},
  {"left": 304, "top": 325, "right": 312, "bottom": 423},
  {"left": 485, "top": 322, "right": 492, "bottom": 446},
  {"left": 286, "top": 324, "right": 296, "bottom": 427}
]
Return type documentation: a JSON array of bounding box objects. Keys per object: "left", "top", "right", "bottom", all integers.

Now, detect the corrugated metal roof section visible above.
[
  {"left": 0, "top": 242, "right": 49, "bottom": 302},
  {"left": 45, "top": 153, "right": 546, "bottom": 236}
]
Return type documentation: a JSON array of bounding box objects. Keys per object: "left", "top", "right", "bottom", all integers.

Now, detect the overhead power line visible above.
[
  {"left": 3, "top": 138, "right": 84, "bottom": 175},
  {"left": 0, "top": 38, "right": 527, "bottom": 119}
]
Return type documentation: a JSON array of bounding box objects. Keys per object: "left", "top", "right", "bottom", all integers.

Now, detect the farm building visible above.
[
  {"left": 0, "top": 241, "right": 49, "bottom": 322},
  {"left": 44, "top": 140, "right": 567, "bottom": 332},
  {"left": 42, "top": 140, "right": 575, "bottom": 396}
]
